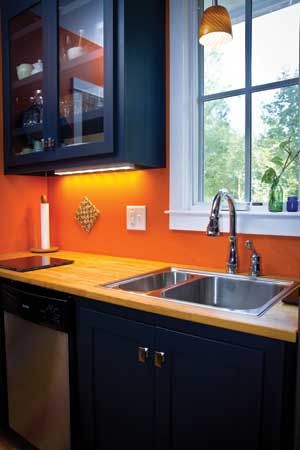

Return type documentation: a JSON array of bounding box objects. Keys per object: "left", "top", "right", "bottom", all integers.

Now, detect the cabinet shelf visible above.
[
  {"left": 13, "top": 123, "right": 43, "bottom": 136},
  {"left": 61, "top": 49, "right": 103, "bottom": 73},
  {"left": 71, "top": 108, "right": 104, "bottom": 124},
  {"left": 12, "top": 72, "right": 42, "bottom": 90},
  {"left": 11, "top": 20, "right": 42, "bottom": 41},
  {"left": 61, "top": 109, "right": 104, "bottom": 140},
  {"left": 13, "top": 110, "right": 103, "bottom": 138},
  {"left": 60, "top": 108, "right": 104, "bottom": 126},
  {"left": 11, "top": 50, "right": 101, "bottom": 91}
]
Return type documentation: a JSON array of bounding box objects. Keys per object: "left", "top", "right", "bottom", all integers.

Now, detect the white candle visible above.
[{"left": 40, "top": 195, "right": 50, "bottom": 250}]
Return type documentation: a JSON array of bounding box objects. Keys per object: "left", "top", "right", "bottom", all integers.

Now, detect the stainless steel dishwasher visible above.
[{"left": 1, "top": 281, "right": 72, "bottom": 450}]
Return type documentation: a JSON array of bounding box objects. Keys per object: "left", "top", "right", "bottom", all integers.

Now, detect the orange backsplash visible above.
[{"left": 47, "top": 169, "right": 300, "bottom": 279}]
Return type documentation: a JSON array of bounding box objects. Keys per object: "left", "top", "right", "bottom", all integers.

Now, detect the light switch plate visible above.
[{"left": 126, "top": 206, "right": 147, "bottom": 231}]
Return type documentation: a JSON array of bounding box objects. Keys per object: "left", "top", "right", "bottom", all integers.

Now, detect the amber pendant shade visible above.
[{"left": 199, "top": 4, "right": 233, "bottom": 47}]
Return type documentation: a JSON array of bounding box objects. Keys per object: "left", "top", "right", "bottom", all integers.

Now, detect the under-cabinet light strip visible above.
[{"left": 54, "top": 164, "right": 135, "bottom": 176}]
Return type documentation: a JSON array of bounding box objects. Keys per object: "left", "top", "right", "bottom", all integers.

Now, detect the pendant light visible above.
[{"left": 199, "top": 0, "right": 233, "bottom": 48}]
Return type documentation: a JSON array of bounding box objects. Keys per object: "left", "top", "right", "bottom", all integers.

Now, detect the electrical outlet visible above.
[{"left": 126, "top": 206, "right": 147, "bottom": 231}]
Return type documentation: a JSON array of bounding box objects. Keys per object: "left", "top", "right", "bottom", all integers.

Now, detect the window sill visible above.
[{"left": 166, "top": 209, "right": 300, "bottom": 236}]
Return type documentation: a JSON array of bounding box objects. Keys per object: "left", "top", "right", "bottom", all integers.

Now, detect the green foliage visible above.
[
  {"left": 261, "top": 167, "right": 277, "bottom": 185},
  {"left": 204, "top": 98, "right": 245, "bottom": 201},
  {"left": 261, "top": 138, "right": 300, "bottom": 188},
  {"left": 203, "top": 57, "right": 299, "bottom": 202},
  {"left": 270, "top": 156, "right": 283, "bottom": 167},
  {"left": 252, "top": 83, "right": 299, "bottom": 200}
]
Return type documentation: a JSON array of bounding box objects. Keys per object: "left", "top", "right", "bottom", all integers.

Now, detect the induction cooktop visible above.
[{"left": 0, "top": 256, "right": 74, "bottom": 272}]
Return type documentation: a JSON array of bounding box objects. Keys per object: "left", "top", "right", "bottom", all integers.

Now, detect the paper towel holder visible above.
[
  {"left": 30, "top": 247, "right": 59, "bottom": 253},
  {"left": 30, "top": 194, "right": 59, "bottom": 253}
]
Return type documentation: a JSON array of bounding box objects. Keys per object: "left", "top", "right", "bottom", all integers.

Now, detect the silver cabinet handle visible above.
[
  {"left": 154, "top": 351, "right": 165, "bottom": 368},
  {"left": 138, "top": 347, "right": 149, "bottom": 363}
]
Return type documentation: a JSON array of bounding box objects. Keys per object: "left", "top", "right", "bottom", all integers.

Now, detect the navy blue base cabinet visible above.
[
  {"left": 2, "top": 0, "right": 165, "bottom": 174},
  {"left": 78, "top": 308, "right": 156, "bottom": 450},
  {"left": 76, "top": 299, "right": 296, "bottom": 450}
]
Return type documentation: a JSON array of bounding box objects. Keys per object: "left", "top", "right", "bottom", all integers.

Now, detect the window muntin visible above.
[{"left": 199, "top": 0, "right": 300, "bottom": 204}]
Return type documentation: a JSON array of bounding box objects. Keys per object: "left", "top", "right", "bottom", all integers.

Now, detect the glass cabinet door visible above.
[
  {"left": 8, "top": 2, "right": 46, "bottom": 159},
  {"left": 58, "top": 0, "right": 113, "bottom": 154}
]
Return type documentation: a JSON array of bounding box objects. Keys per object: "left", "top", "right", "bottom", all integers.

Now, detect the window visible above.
[
  {"left": 200, "top": 0, "right": 300, "bottom": 203},
  {"left": 169, "top": 0, "right": 300, "bottom": 235}
]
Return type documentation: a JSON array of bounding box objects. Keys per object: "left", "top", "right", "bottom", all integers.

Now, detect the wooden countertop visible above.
[{"left": 0, "top": 250, "right": 298, "bottom": 343}]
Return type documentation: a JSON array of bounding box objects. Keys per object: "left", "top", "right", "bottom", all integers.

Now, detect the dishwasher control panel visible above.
[
  {"left": 1, "top": 282, "right": 72, "bottom": 332},
  {"left": 40, "top": 303, "right": 64, "bottom": 327}
]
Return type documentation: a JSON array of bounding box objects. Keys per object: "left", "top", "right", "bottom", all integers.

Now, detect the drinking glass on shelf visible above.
[
  {"left": 22, "top": 90, "right": 43, "bottom": 128},
  {"left": 60, "top": 96, "right": 73, "bottom": 119}
]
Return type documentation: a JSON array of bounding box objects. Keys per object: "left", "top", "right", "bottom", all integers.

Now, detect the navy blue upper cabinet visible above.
[{"left": 2, "top": 0, "right": 165, "bottom": 174}]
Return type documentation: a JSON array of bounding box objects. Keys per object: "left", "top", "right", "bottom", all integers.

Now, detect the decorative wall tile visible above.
[{"left": 75, "top": 196, "right": 100, "bottom": 233}]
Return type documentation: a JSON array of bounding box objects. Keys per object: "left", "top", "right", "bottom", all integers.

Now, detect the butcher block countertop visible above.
[{"left": 0, "top": 250, "right": 298, "bottom": 343}]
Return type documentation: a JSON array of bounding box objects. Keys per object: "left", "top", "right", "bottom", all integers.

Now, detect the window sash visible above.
[
  {"left": 197, "top": 0, "right": 300, "bottom": 204},
  {"left": 169, "top": 0, "right": 300, "bottom": 235}
]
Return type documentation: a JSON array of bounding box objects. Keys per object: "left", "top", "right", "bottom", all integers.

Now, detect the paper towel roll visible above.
[{"left": 41, "top": 202, "right": 50, "bottom": 250}]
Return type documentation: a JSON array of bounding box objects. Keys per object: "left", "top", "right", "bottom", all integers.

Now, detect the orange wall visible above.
[
  {"left": 0, "top": 8, "right": 299, "bottom": 279},
  {"left": 0, "top": 33, "right": 46, "bottom": 253},
  {"left": 0, "top": 164, "right": 46, "bottom": 253},
  {"left": 47, "top": 169, "right": 300, "bottom": 278}
]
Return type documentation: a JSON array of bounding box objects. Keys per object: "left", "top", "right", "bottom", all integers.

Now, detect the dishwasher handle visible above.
[{"left": 1, "top": 283, "right": 71, "bottom": 333}]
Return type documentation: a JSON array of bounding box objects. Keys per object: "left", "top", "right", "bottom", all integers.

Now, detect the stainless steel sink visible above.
[
  {"left": 106, "top": 268, "right": 197, "bottom": 292},
  {"left": 105, "top": 268, "right": 298, "bottom": 316},
  {"left": 162, "top": 275, "right": 289, "bottom": 315}
]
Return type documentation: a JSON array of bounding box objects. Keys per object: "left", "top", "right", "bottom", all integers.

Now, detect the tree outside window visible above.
[{"left": 199, "top": 0, "right": 300, "bottom": 203}]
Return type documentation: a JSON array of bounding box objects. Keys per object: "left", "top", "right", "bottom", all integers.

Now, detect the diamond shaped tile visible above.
[{"left": 75, "top": 196, "right": 100, "bottom": 233}]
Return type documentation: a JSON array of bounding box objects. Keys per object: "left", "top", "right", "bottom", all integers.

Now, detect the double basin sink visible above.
[{"left": 106, "top": 268, "right": 299, "bottom": 316}]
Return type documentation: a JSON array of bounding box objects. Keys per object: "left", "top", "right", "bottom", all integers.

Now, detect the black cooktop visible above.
[{"left": 0, "top": 256, "right": 74, "bottom": 272}]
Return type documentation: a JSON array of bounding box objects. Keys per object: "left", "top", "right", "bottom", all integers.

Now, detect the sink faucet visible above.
[
  {"left": 245, "top": 240, "right": 261, "bottom": 277},
  {"left": 207, "top": 189, "right": 238, "bottom": 274}
]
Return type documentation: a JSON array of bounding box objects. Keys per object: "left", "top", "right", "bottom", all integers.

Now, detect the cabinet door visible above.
[
  {"left": 77, "top": 307, "right": 156, "bottom": 450},
  {"left": 54, "top": 0, "right": 114, "bottom": 161},
  {"left": 3, "top": 0, "right": 56, "bottom": 168},
  {"left": 155, "top": 328, "right": 264, "bottom": 450}
]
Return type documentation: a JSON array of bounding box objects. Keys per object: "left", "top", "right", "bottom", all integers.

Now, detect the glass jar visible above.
[
  {"left": 22, "top": 89, "right": 43, "bottom": 128},
  {"left": 268, "top": 181, "right": 283, "bottom": 212},
  {"left": 286, "top": 196, "right": 298, "bottom": 212}
]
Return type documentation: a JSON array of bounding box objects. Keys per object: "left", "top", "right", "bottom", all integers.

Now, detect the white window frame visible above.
[{"left": 168, "top": 0, "right": 300, "bottom": 236}]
